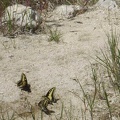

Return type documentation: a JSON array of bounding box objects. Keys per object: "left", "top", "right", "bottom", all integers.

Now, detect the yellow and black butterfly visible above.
[
  {"left": 43, "top": 87, "right": 59, "bottom": 104},
  {"left": 17, "top": 73, "right": 31, "bottom": 92},
  {"left": 38, "top": 97, "right": 55, "bottom": 115}
]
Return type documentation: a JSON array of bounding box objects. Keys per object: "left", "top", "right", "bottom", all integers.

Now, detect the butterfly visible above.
[
  {"left": 38, "top": 97, "right": 55, "bottom": 115},
  {"left": 43, "top": 87, "right": 59, "bottom": 105},
  {"left": 17, "top": 73, "right": 31, "bottom": 92}
]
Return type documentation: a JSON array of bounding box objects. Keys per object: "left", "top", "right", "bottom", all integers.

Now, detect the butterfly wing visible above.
[
  {"left": 38, "top": 98, "right": 55, "bottom": 115},
  {"left": 17, "top": 73, "right": 27, "bottom": 88},
  {"left": 21, "top": 73, "right": 27, "bottom": 88},
  {"left": 17, "top": 80, "right": 22, "bottom": 87},
  {"left": 46, "top": 87, "right": 56, "bottom": 101},
  {"left": 17, "top": 73, "right": 31, "bottom": 92}
]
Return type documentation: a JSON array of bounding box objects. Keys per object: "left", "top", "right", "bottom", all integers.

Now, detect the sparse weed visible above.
[
  {"left": 1, "top": 40, "right": 10, "bottom": 50},
  {"left": 59, "top": 102, "right": 64, "bottom": 120},
  {"left": 55, "top": 102, "right": 64, "bottom": 120},
  {"left": 72, "top": 31, "right": 120, "bottom": 119},
  {"left": 97, "top": 31, "right": 120, "bottom": 92},
  {"left": 0, "top": 105, "right": 15, "bottom": 120},
  {"left": 74, "top": 66, "right": 97, "bottom": 120},
  {"left": 48, "top": 28, "right": 62, "bottom": 43},
  {"left": 102, "top": 82, "right": 112, "bottom": 120},
  {"left": 92, "top": 31, "right": 120, "bottom": 119},
  {"left": 1, "top": 39, "right": 17, "bottom": 50}
]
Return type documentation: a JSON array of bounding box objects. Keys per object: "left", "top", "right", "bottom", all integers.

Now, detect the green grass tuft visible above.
[{"left": 48, "top": 28, "right": 62, "bottom": 43}]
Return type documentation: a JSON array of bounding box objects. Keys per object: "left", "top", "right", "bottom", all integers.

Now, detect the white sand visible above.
[{"left": 0, "top": 7, "right": 120, "bottom": 119}]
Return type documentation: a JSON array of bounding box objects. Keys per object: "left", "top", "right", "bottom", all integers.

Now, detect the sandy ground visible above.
[{"left": 0, "top": 6, "right": 120, "bottom": 119}]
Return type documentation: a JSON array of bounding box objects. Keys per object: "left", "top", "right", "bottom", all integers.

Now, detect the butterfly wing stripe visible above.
[
  {"left": 17, "top": 80, "right": 22, "bottom": 86},
  {"left": 22, "top": 73, "right": 27, "bottom": 87},
  {"left": 18, "top": 73, "right": 27, "bottom": 88},
  {"left": 48, "top": 88, "right": 54, "bottom": 100},
  {"left": 46, "top": 87, "right": 56, "bottom": 101}
]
